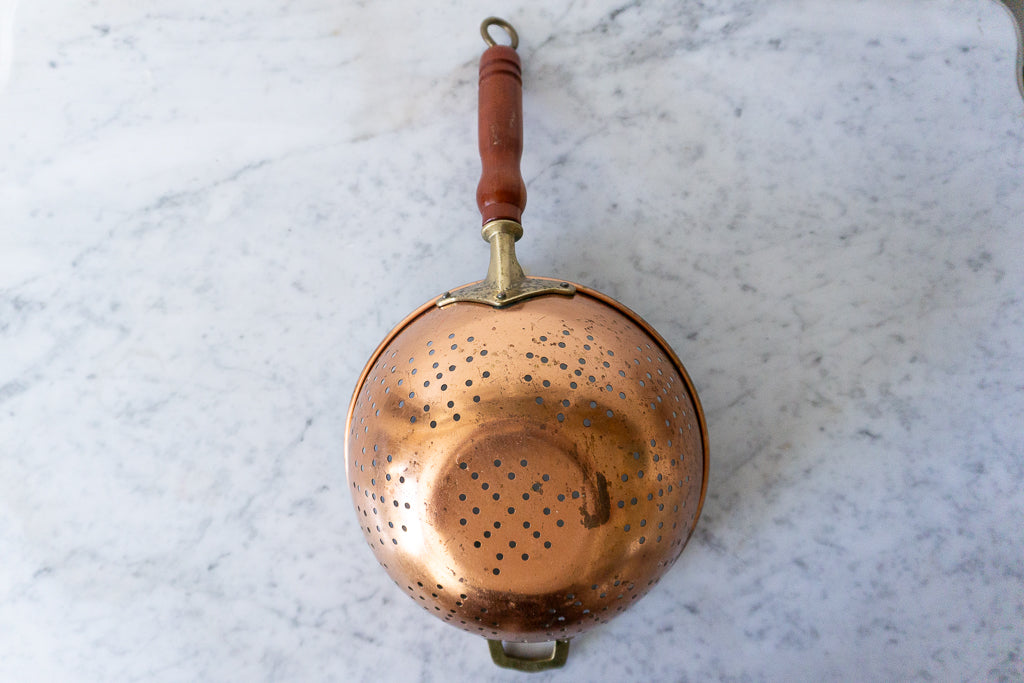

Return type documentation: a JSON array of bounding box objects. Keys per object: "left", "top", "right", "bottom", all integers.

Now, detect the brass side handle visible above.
[
  {"left": 997, "top": 0, "right": 1024, "bottom": 100},
  {"left": 487, "top": 639, "right": 571, "bottom": 672}
]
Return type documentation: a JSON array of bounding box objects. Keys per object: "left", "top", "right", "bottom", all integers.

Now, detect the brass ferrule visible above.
[{"left": 482, "top": 220, "right": 526, "bottom": 294}]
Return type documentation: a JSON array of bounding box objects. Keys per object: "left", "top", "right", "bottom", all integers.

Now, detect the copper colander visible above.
[{"left": 344, "top": 18, "right": 708, "bottom": 671}]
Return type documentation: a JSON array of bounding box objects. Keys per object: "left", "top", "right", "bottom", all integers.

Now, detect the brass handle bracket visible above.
[{"left": 436, "top": 220, "right": 576, "bottom": 307}]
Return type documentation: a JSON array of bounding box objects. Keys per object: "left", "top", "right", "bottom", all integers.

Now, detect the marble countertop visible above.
[{"left": 2, "top": 1, "right": 1022, "bottom": 680}]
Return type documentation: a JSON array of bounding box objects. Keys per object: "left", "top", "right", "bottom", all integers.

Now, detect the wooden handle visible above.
[{"left": 476, "top": 45, "right": 526, "bottom": 225}]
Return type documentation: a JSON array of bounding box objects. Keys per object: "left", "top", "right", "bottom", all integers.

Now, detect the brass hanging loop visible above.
[{"left": 480, "top": 17, "right": 519, "bottom": 49}]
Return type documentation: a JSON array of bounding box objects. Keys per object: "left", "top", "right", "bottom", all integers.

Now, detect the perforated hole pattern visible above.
[{"left": 346, "top": 290, "right": 706, "bottom": 642}]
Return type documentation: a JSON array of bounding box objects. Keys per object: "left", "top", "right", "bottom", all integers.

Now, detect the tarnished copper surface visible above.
[{"left": 345, "top": 283, "right": 708, "bottom": 642}]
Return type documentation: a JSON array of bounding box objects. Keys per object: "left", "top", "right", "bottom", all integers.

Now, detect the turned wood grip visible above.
[{"left": 477, "top": 45, "right": 526, "bottom": 225}]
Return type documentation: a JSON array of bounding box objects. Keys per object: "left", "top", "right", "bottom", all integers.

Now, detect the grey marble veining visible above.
[{"left": 1, "top": 0, "right": 1022, "bottom": 681}]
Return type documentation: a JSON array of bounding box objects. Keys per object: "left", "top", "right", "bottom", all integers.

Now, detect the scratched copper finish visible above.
[{"left": 345, "top": 283, "right": 708, "bottom": 642}]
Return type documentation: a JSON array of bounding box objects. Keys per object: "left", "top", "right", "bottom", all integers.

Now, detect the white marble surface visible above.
[{"left": 2, "top": 0, "right": 1022, "bottom": 680}]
